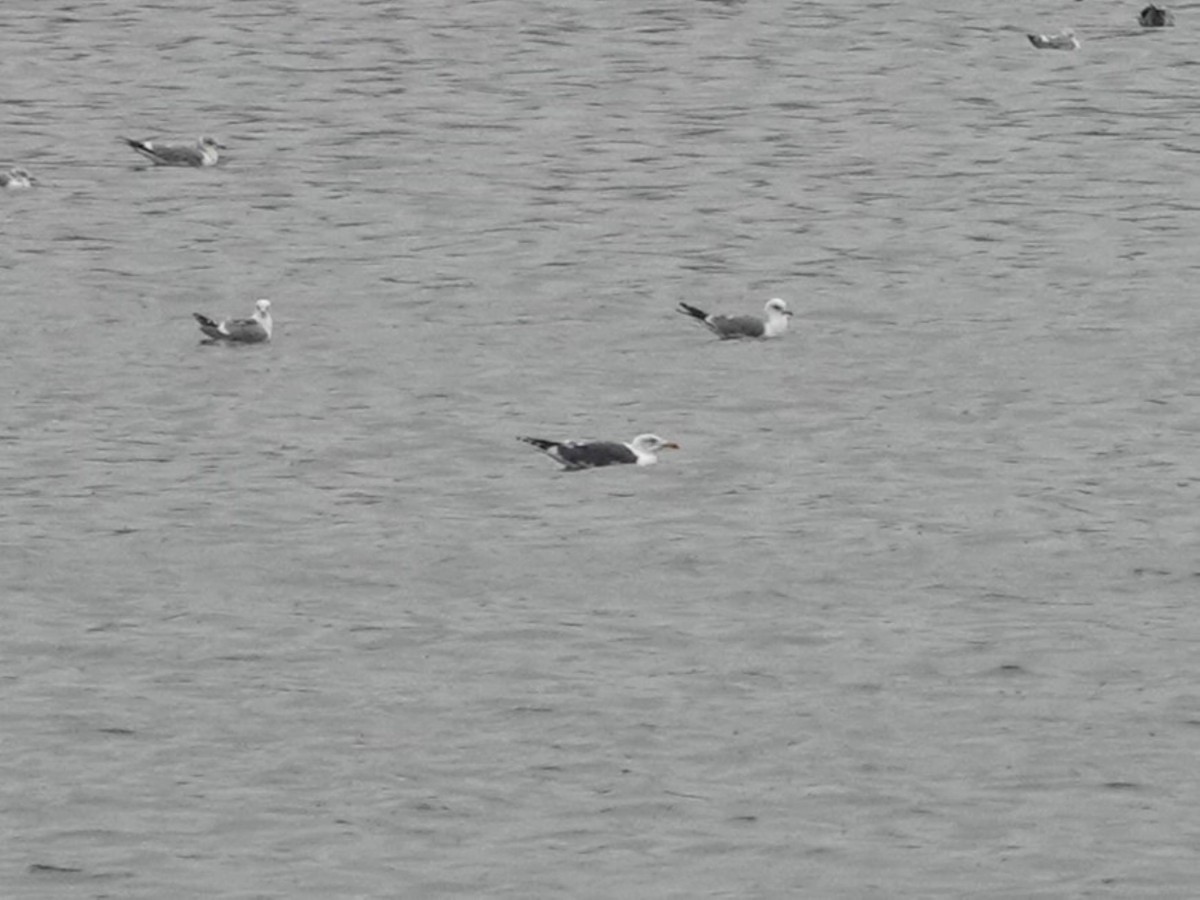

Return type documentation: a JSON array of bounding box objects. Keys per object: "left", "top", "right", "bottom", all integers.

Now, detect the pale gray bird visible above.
[
  {"left": 0, "top": 167, "right": 35, "bottom": 189},
  {"left": 677, "top": 297, "right": 793, "bottom": 339},
  {"left": 123, "top": 135, "right": 224, "bottom": 167},
  {"left": 194, "top": 299, "right": 273, "bottom": 343}
]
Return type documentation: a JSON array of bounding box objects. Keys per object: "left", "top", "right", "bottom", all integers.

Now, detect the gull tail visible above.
[
  {"left": 122, "top": 137, "right": 163, "bottom": 163},
  {"left": 677, "top": 302, "right": 709, "bottom": 322},
  {"left": 193, "top": 313, "right": 223, "bottom": 340}
]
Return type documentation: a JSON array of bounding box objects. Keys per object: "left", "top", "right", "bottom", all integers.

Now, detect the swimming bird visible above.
[
  {"left": 0, "top": 167, "right": 35, "bottom": 189},
  {"left": 122, "top": 135, "right": 224, "bottom": 167},
  {"left": 193, "top": 299, "right": 273, "bottom": 343},
  {"left": 518, "top": 434, "right": 680, "bottom": 470},
  {"left": 1139, "top": 4, "right": 1174, "bottom": 26},
  {"left": 1027, "top": 29, "right": 1080, "bottom": 50},
  {"left": 677, "top": 297, "right": 792, "bottom": 339}
]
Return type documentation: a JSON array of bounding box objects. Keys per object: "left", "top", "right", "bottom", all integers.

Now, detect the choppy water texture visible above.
[{"left": 3, "top": 0, "right": 1200, "bottom": 896}]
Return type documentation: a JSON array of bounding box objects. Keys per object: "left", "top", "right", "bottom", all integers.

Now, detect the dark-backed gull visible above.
[{"left": 518, "top": 433, "right": 680, "bottom": 470}]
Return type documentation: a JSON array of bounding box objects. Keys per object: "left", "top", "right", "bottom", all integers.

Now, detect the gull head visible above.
[
  {"left": 765, "top": 297, "right": 793, "bottom": 318},
  {"left": 631, "top": 434, "right": 681, "bottom": 455},
  {"left": 199, "top": 136, "right": 226, "bottom": 150},
  {"left": 252, "top": 299, "right": 273, "bottom": 339}
]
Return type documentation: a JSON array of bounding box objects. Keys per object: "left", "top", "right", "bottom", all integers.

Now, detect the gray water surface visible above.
[{"left": 3, "top": 1, "right": 1199, "bottom": 896}]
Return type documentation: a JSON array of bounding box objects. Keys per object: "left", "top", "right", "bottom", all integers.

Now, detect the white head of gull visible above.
[
  {"left": 193, "top": 299, "right": 272, "bottom": 343},
  {"left": 677, "top": 297, "right": 793, "bottom": 339},
  {"left": 518, "top": 433, "right": 681, "bottom": 470}
]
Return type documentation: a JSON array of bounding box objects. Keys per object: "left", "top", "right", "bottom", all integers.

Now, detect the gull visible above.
[
  {"left": 1027, "top": 30, "right": 1080, "bottom": 50},
  {"left": 518, "top": 433, "right": 680, "bottom": 470},
  {"left": 193, "top": 299, "right": 273, "bottom": 343},
  {"left": 0, "top": 167, "right": 35, "bottom": 189},
  {"left": 122, "top": 135, "right": 224, "bottom": 167},
  {"left": 677, "top": 297, "right": 792, "bottom": 339}
]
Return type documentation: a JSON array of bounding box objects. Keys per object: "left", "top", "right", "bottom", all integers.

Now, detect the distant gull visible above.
[
  {"left": 518, "top": 433, "right": 680, "bottom": 470},
  {"left": 193, "top": 299, "right": 272, "bottom": 343},
  {"left": 1139, "top": 4, "right": 1174, "bottom": 26},
  {"left": 1027, "top": 29, "right": 1080, "bottom": 50},
  {"left": 0, "top": 167, "right": 35, "bottom": 189},
  {"left": 122, "top": 135, "right": 224, "bottom": 167},
  {"left": 677, "top": 297, "right": 792, "bottom": 339}
]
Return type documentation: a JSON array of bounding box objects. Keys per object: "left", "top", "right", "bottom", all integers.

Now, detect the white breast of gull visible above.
[
  {"left": 193, "top": 299, "right": 273, "bottom": 343},
  {"left": 677, "top": 297, "right": 792, "bottom": 339},
  {"left": 518, "top": 433, "right": 681, "bottom": 470}
]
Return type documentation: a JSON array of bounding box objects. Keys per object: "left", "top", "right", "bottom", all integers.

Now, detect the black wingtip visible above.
[
  {"left": 193, "top": 313, "right": 225, "bottom": 340},
  {"left": 677, "top": 302, "right": 708, "bottom": 321}
]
